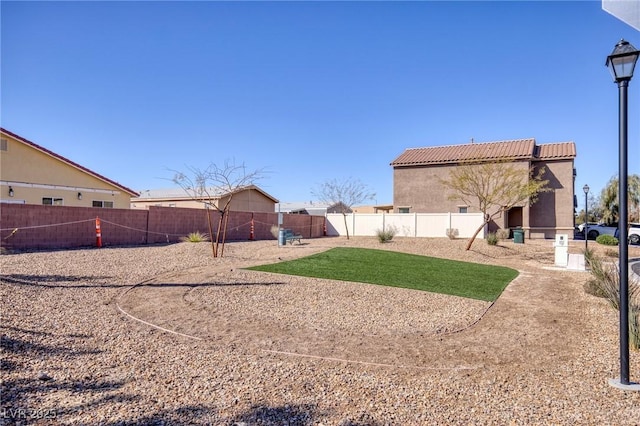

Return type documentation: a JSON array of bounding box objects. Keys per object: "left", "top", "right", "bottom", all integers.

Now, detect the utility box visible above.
[{"left": 554, "top": 234, "right": 569, "bottom": 267}]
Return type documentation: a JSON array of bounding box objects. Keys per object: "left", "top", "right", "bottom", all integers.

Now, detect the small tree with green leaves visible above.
[
  {"left": 600, "top": 174, "right": 640, "bottom": 224},
  {"left": 441, "top": 160, "right": 550, "bottom": 250},
  {"left": 576, "top": 193, "right": 603, "bottom": 224},
  {"left": 312, "top": 177, "right": 375, "bottom": 239}
]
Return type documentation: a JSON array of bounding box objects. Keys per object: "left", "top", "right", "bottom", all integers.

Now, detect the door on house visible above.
[{"left": 507, "top": 207, "right": 523, "bottom": 228}]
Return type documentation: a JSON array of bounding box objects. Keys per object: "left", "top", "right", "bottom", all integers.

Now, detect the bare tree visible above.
[
  {"left": 312, "top": 177, "right": 375, "bottom": 239},
  {"left": 172, "top": 160, "right": 266, "bottom": 257},
  {"left": 441, "top": 160, "right": 550, "bottom": 250}
]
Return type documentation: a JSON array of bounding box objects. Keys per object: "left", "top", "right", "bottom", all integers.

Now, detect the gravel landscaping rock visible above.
[{"left": 2, "top": 237, "right": 640, "bottom": 425}]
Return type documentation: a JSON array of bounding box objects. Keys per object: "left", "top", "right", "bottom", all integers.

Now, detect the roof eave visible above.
[{"left": 1, "top": 127, "right": 140, "bottom": 197}]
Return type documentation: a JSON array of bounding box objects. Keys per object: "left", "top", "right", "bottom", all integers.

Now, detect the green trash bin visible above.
[{"left": 513, "top": 228, "right": 524, "bottom": 244}]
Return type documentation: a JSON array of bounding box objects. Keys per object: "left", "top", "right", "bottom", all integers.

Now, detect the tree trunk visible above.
[
  {"left": 220, "top": 208, "right": 230, "bottom": 257},
  {"left": 465, "top": 217, "right": 490, "bottom": 251},
  {"left": 342, "top": 212, "right": 350, "bottom": 240},
  {"left": 213, "top": 211, "right": 224, "bottom": 258},
  {"left": 218, "top": 197, "right": 233, "bottom": 257},
  {"left": 206, "top": 208, "right": 215, "bottom": 258}
]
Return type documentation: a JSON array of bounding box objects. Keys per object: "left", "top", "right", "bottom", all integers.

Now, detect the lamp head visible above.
[{"left": 606, "top": 39, "right": 639, "bottom": 82}]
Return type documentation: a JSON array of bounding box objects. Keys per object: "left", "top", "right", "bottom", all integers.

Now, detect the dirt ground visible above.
[
  {"left": 118, "top": 237, "right": 640, "bottom": 375},
  {"left": 4, "top": 236, "right": 640, "bottom": 424}
]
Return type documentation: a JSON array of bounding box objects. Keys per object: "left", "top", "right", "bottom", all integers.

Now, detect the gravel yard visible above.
[{"left": 2, "top": 236, "right": 640, "bottom": 425}]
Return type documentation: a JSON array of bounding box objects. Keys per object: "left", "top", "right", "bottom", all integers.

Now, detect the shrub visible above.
[
  {"left": 631, "top": 305, "right": 640, "bottom": 351},
  {"left": 585, "top": 250, "right": 640, "bottom": 350},
  {"left": 583, "top": 246, "right": 595, "bottom": 266},
  {"left": 376, "top": 226, "right": 397, "bottom": 243},
  {"left": 586, "top": 252, "right": 620, "bottom": 309},
  {"left": 604, "top": 248, "right": 618, "bottom": 258},
  {"left": 446, "top": 228, "right": 459, "bottom": 240},
  {"left": 486, "top": 232, "right": 499, "bottom": 246},
  {"left": 180, "top": 231, "right": 209, "bottom": 243},
  {"left": 596, "top": 234, "right": 618, "bottom": 246},
  {"left": 583, "top": 278, "right": 608, "bottom": 299},
  {"left": 496, "top": 229, "right": 510, "bottom": 240}
]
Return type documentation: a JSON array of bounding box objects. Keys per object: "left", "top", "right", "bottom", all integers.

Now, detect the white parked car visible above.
[
  {"left": 578, "top": 222, "right": 598, "bottom": 233},
  {"left": 583, "top": 223, "right": 618, "bottom": 240},
  {"left": 614, "top": 223, "right": 640, "bottom": 245}
]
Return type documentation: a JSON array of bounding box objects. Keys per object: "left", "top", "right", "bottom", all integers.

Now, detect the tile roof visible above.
[
  {"left": 534, "top": 142, "right": 577, "bottom": 160},
  {"left": 134, "top": 184, "right": 279, "bottom": 203},
  {"left": 391, "top": 138, "right": 576, "bottom": 167},
  {"left": 1, "top": 127, "right": 139, "bottom": 196},
  {"left": 136, "top": 187, "right": 227, "bottom": 200}
]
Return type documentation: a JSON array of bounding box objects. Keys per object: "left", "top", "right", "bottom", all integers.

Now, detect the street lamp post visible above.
[
  {"left": 583, "top": 184, "right": 589, "bottom": 251},
  {"left": 606, "top": 39, "right": 640, "bottom": 390}
]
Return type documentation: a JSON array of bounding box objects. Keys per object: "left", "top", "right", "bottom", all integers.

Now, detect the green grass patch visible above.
[{"left": 247, "top": 247, "right": 518, "bottom": 302}]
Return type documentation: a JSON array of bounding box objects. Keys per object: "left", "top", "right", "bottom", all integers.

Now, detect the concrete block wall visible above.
[{"left": 0, "top": 204, "right": 326, "bottom": 251}]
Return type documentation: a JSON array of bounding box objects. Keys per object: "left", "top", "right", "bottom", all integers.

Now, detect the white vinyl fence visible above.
[{"left": 325, "top": 213, "right": 486, "bottom": 239}]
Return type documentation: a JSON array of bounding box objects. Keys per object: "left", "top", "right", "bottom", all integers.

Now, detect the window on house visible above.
[
  {"left": 398, "top": 207, "right": 410, "bottom": 213},
  {"left": 0, "top": 139, "right": 7, "bottom": 151},
  {"left": 458, "top": 206, "right": 468, "bottom": 213},
  {"left": 92, "top": 200, "right": 114, "bottom": 208},
  {"left": 42, "top": 197, "right": 63, "bottom": 206}
]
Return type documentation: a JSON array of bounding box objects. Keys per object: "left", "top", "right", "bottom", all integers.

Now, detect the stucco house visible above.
[
  {"left": 131, "top": 185, "right": 278, "bottom": 213},
  {"left": 390, "top": 138, "right": 577, "bottom": 239},
  {"left": 275, "top": 201, "right": 350, "bottom": 216},
  {"left": 0, "top": 128, "right": 138, "bottom": 208}
]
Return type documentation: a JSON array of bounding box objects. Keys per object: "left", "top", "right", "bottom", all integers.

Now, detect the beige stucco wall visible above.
[
  {"left": 393, "top": 159, "right": 575, "bottom": 238},
  {"left": 393, "top": 161, "right": 531, "bottom": 213},
  {"left": 0, "top": 132, "right": 133, "bottom": 209},
  {"left": 131, "top": 188, "right": 275, "bottom": 213},
  {"left": 130, "top": 199, "right": 209, "bottom": 210},
  {"left": 528, "top": 159, "right": 575, "bottom": 238}
]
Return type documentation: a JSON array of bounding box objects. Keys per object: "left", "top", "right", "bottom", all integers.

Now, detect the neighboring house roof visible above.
[
  {"left": 135, "top": 184, "right": 278, "bottom": 203},
  {"left": 276, "top": 201, "right": 332, "bottom": 213},
  {"left": 390, "top": 138, "right": 576, "bottom": 167},
  {"left": 1, "top": 127, "right": 139, "bottom": 196},
  {"left": 275, "top": 201, "right": 351, "bottom": 215}
]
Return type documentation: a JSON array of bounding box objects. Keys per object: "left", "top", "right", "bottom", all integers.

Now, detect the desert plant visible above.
[
  {"left": 486, "top": 232, "right": 499, "bottom": 246},
  {"left": 585, "top": 251, "right": 640, "bottom": 350},
  {"left": 596, "top": 234, "right": 618, "bottom": 246},
  {"left": 376, "top": 226, "right": 397, "bottom": 243},
  {"left": 630, "top": 305, "right": 640, "bottom": 351},
  {"left": 583, "top": 246, "right": 595, "bottom": 266},
  {"left": 583, "top": 278, "right": 608, "bottom": 299},
  {"left": 180, "top": 231, "right": 209, "bottom": 243},
  {"left": 604, "top": 248, "right": 619, "bottom": 258},
  {"left": 446, "top": 228, "right": 459, "bottom": 240},
  {"left": 586, "top": 253, "right": 620, "bottom": 309},
  {"left": 496, "top": 229, "right": 510, "bottom": 240}
]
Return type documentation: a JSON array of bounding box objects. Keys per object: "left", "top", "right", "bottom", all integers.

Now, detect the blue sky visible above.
[{"left": 1, "top": 1, "right": 639, "bottom": 208}]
